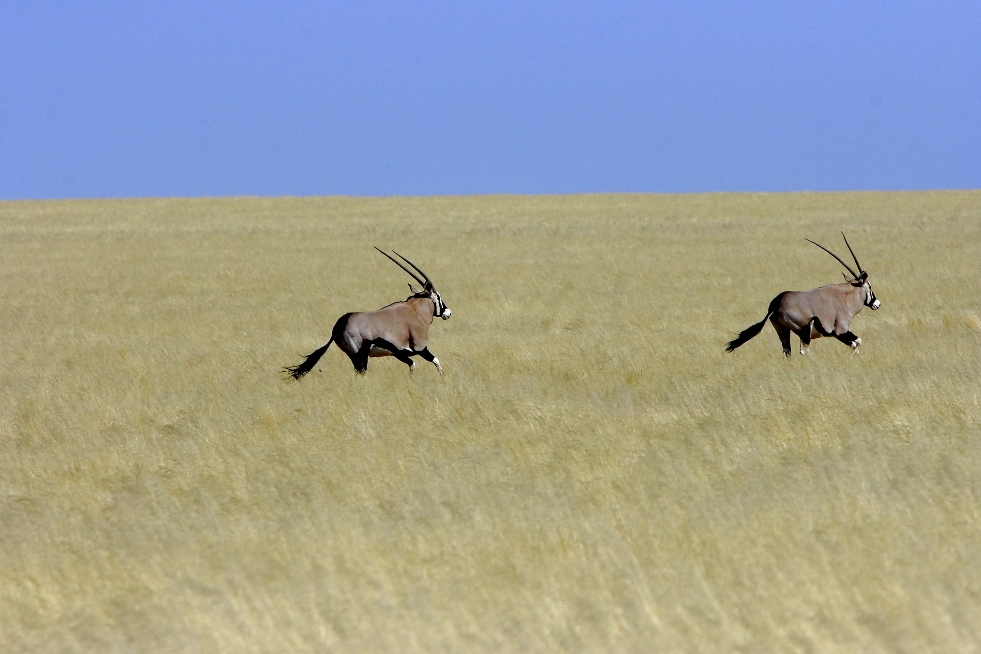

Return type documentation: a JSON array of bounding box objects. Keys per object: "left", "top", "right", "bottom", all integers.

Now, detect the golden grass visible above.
[{"left": 2, "top": 192, "right": 980, "bottom": 652}]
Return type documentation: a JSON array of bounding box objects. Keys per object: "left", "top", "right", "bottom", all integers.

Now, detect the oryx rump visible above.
[
  {"left": 284, "top": 249, "right": 451, "bottom": 379},
  {"left": 725, "top": 233, "right": 879, "bottom": 357}
]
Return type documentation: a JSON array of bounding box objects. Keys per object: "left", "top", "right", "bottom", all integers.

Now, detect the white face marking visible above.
[
  {"left": 432, "top": 291, "right": 451, "bottom": 319},
  {"left": 865, "top": 283, "right": 880, "bottom": 310}
]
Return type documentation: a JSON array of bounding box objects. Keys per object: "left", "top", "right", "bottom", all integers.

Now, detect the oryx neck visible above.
[{"left": 405, "top": 295, "right": 436, "bottom": 322}]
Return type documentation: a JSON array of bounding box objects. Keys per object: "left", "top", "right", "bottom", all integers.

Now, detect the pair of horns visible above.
[
  {"left": 374, "top": 247, "right": 433, "bottom": 290},
  {"left": 806, "top": 232, "right": 865, "bottom": 280}
]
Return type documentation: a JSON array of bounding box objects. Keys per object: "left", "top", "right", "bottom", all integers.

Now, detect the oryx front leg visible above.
[
  {"left": 835, "top": 331, "right": 862, "bottom": 354},
  {"left": 393, "top": 350, "right": 417, "bottom": 372},
  {"left": 418, "top": 347, "right": 442, "bottom": 374},
  {"left": 368, "top": 338, "right": 417, "bottom": 373}
]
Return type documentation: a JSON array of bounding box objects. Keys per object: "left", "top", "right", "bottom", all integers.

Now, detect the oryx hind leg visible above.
[
  {"left": 774, "top": 325, "right": 792, "bottom": 357},
  {"left": 417, "top": 347, "right": 443, "bottom": 373},
  {"left": 390, "top": 349, "right": 416, "bottom": 372},
  {"left": 349, "top": 347, "right": 370, "bottom": 374},
  {"left": 798, "top": 322, "right": 814, "bottom": 356}
]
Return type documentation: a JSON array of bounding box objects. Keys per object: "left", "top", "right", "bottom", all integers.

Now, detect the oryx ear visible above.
[{"left": 408, "top": 283, "right": 422, "bottom": 294}]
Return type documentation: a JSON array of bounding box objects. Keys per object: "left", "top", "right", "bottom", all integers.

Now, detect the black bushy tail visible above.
[
  {"left": 725, "top": 293, "right": 784, "bottom": 353},
  {"left": 725, "top": 317, "right": 769, "bottom": 352},
  {"left": 284, "top": 338, "right": 333, "bottom": 380}
]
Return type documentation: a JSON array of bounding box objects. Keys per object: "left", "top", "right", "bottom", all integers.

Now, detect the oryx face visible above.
[
  {"left": 851, "top": 272, "right": 879, "bottom": 310},
  {"left": 414, "top": 286, "right": 450, "bottom": 319},
  {"left": 864, "top": 282, "right": 880, "bottom": 310},
  {"left": 431, "top": 289, "right": 451, "bottom": 320}
]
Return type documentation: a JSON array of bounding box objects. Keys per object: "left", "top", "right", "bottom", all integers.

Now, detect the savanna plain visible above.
[{"left": 2, "top": 192, "right": 980, "bottom": 653}]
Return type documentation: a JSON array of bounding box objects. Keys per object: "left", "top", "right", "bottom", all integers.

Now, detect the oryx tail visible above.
[
  {"left": 725, "top": 294, "right": 786, "bottom": 352},
  {"left": 284, "top": 313, "right": 354, "bottom": 379},
  {"left": 284, "top": 339, "right": 332, "bottom": 380}
]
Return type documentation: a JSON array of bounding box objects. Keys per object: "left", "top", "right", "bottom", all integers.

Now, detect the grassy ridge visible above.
[{"left": 2, "top": 192, "right": 980, "bottom": 652}]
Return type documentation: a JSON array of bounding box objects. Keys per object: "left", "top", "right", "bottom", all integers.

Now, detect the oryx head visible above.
[
  {"left": 806, "top": 232, "right": 880, "bottom": 310},
  {"left": 375, "top": 247, "right": 452, "bottom": 320}
]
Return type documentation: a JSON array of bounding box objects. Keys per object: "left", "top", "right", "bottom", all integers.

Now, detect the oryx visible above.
[
  {"left": 725, "top": 233, "right": 879, "bottom": 357},
  {"left": 284, "top": 248, "right": 451, "bottom": 378}
]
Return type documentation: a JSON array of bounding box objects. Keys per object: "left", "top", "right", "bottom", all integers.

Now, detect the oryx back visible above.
[
  {"left": 342, "top": 296, "right": 436, "bottom": 358},
  {"left": 774, "top": 283, "right": 865, "bottom": 336}
]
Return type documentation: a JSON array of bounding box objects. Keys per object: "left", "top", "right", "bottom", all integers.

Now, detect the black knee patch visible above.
[
  {"left": 810, "top": 316, "right": 835, "bottom": 337},
  {"left": 371, "top": 338, "right": 416, "bottom": 367},
  {"left": 371, "top": 338, "right": 400, "bottom": 353}
]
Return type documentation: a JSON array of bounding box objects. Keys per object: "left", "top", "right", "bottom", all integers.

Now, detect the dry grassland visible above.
[{"left": 2, "top": 192, "right": 980, "bottom": 652}]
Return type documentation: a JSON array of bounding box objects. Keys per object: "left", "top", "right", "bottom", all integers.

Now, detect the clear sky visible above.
[{"left": 2, "top": 1, "right": 979, "bottom": 199}]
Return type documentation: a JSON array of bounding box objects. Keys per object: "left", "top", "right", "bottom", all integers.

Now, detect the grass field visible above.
[{"left": 2, "top": 192, "right": 980, "bottom": 652}]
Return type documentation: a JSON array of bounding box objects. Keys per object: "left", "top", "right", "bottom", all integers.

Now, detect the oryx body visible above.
[
  {"left": 726, "top": 234, "right": 879, "bottom": 357},
  {"left": 285, "top": 249, "right": 450, "bottom": 378}
]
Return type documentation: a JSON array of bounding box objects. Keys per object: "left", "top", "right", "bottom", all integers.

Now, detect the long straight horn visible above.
[
  {"left": 805, "top": 238, "right": 859, "bottom": 279},
  {"left": 841, "top": 232, "right": 864, "bottom": 275},
  {"left": 392, "top": 250, "right": 433, "bottom": 289},
  {"left": 375, "top": 247, "right": 427, "bottom": 288}
]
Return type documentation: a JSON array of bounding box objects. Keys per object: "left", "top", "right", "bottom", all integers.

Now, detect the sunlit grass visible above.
[{"left": 2, "top": 192, "right": 980, "bottom": 652}]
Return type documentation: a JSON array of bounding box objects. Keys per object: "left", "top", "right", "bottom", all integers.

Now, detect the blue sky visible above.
[{"left": 2, "top": 1, "right": 979, "bottom": 199}]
